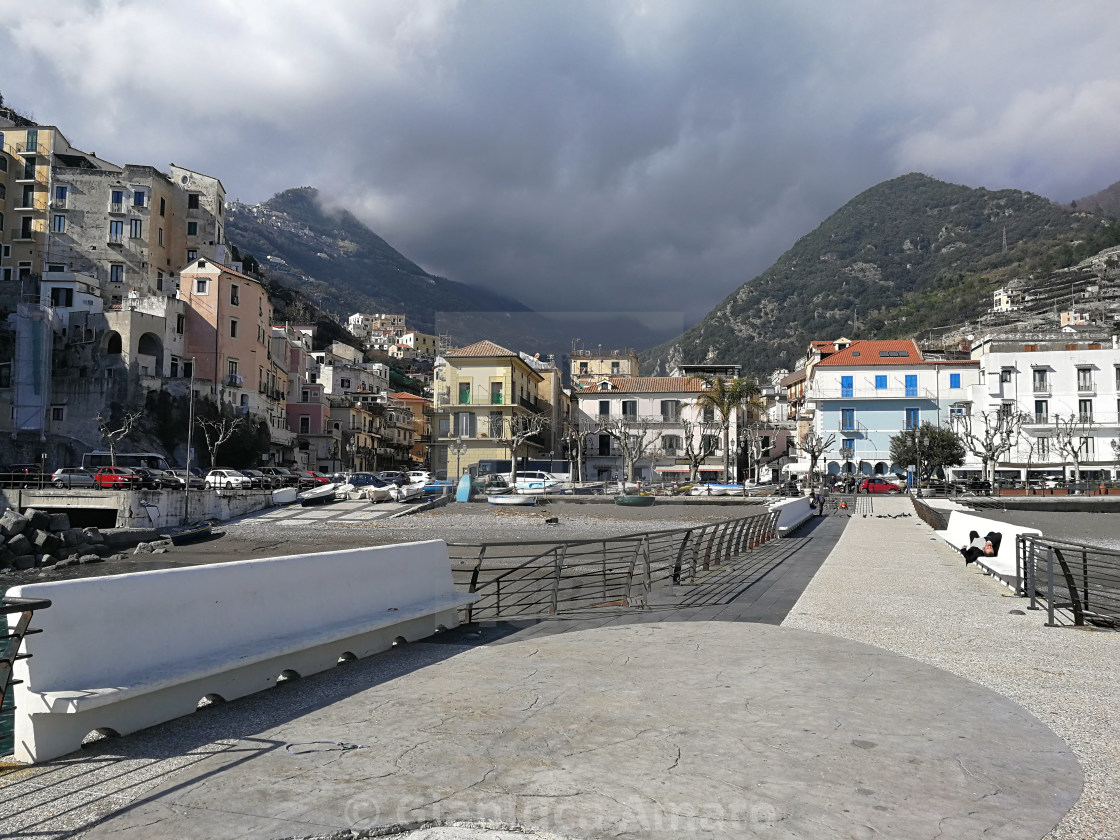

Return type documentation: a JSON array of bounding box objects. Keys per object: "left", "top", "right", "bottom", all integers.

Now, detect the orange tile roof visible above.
[
  {"left": 814, "top": 339, "right": 924, "bottom": 366},
  {"left": 780, "top": 369, "right": 806, "bottom": 386},
  {"left": 577, "top": 376, "right": 709, "bottom": 393},
  {"left": 443, "top": 340, "right": 518, "bottom": 358}
]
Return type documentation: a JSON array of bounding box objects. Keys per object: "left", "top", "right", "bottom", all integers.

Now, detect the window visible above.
[
  {"left": 49, "top": 287, "right": 73, "bottom": 307},
  {"left": 904, "top": 374, "right": 918, "bottom": 397},
  {"left": 51, "top": 406, "right": 65, "bottom": 422},
  {"left": 187, "top": 221, "right": 198, "bottom": 236},
  {"left": 176, "top": 313, "right": 185, "bottom": 334},
  {"left": 1037, "top": 437, "right": 1050, "bottom": 458},
  {"left": 874, "top": 374, "right": 887, "bottom": 390},
  {"left": 188, "top": 193, "right": 200, "bottom": 209},
  {"left": 229, "top": 318, "right": 238, "bottom": 338},
  {"left": 662, "top": 434, "right": 681, "bottom": 454},
  {"left": 905, "top": 408, "right": 920, "bottom": 430},
  {"left": 1034, "top": 400, "right": 1048, "bottom": 424},
  {"left": 1079, "top": 399, "right": 1093, "bottom": 422},
  {"left": 702, "top": 406, "right": 715, "bottom": 423},
  {"left": 661, "top": 399, "right": 680, "bottom": 421},
  {"left": 228, "top": 359, "right": 239, "bottom": 377},
  {"left": 20, "top": 184, "right": 34, "bottom": 208},
  {"left": 0, "top": 268, "right": 9, "bottom": 283},
  {"left": 840, "top": 439, "right": 854, "bottom": 454},
  {"left": 20, "top": 216, "right": 33, "bottom": 239},
  {"left": 22, "top": 156, "right": 35, "bottom": 180},
  {"left": 339, "top": 377, "right": 351, "bottom": 389},
  {"left": 1033, "top": 369, "right": 1048, "bottom": 393},
  {"left": 159, "top": 196, "right": 166, "bottom": 216},
  {"left": 702, "top": 434, "right": 720, "bottom": 453},
  {"left": 109, "top": 264, "right": 124, "bottom": 284},
  {"left": 458, "top": 382, "right": 471, "bottom": 404},
  {"left": 1077, "top": 367, "right": 1094, "bottom": 392},
  {"left": 489, "top": 411, "right": 503, "bottom": 436},
  {"left": 108, "top": 220, "right": 124, "bottom": 243},
  {"left": 1000, "top": 368, "right": 1012, "bottom": 383},
  {"left": 133, "top": 189, "right": 146, "bottom": 207},
  {"left": 611, "top": 361, "right": 620, "bottom": 374},
  {"left": 1080, "top": 437, "right": 1094, "bottom": 458},
  {"left": 299, "top": 415, "right": 311, "bottom": 434},
  {"left": 129, "top": 219, "right": 142, "bottom": 239},
  {"left": 454, "top": 411, "right": 476, "bottom": 437},
  {"left": 110, "top": 189, "right": 124, "bottom": 210},
  {"left": 194, "top": 277, "right": 209, "bottom": 294},
  {"left": 841, "top": 408, "right": 855, "bottom": 430},
  {"left": 187, "top": 249, "right": 197, "bottom": 262},
  {"left": 230, "top": 283, "right": 239, "bottom": 304},
  {"left": 598, "top": 434, "right": 611, "bottom": 456},
  {"left": 840, "top": 375, "right": 853, "bottom": 398},
  {"left": 52, "top": 214, "right": 65, "bottom": 233},
  {"left": 949, "top": 373, "right": 961, "bottom": 390},
  {"left": 47, "top": 264, "right": 64, "bottom": 272},
  {"left": 490, "top": 381, "right": 503, "bottom": 404},
  {"left": 622, "top": 400, "right": 637, "bottom": 418},
  {"left": 54, "top": 185, "right": 67, "bottom": 204}
]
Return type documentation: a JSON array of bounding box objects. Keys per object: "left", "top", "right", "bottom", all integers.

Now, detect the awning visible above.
[
  {"left": 783, "top": 462, "right": 810, "bottom": 474},
  {"left": 654, "top": 465, "right": 725, "bottom": 474}
]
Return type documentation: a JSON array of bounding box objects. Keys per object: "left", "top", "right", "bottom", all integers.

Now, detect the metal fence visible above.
[
  {"left": 448, "top": 509, "right": 781, "bottom": 621},
  {"left": 1017, "top": 535, "right": 1120, "bottom": 629}
]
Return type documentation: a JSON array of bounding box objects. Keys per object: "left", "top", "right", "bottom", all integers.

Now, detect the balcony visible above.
[
  {"left": 1025, "top": 413, "right": 1049, "bottom": 426},
  {"left": 107, "top": 233, "right": 123, "bottom": 245},
  {"left": 808, "top": 386, "right": 936, "bottom": 401},
  {"left": 225, "top": 374, "right": 244, "bottom": 388},
  {"left": 1077, "top": 384, "right": 1096, "bottom": 396},
  {"left": 108, "top": 202, "right": 124, "bottom": 214},
  {"left": 837, "top": 420, "right": 864, "bottom": 433}
]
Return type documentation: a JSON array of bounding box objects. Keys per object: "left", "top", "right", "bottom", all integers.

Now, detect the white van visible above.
[{"left": 514, "top": 471, "right": 563, "bottom": 492}]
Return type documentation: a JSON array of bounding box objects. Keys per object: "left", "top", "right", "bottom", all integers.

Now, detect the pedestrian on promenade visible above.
[{"left": 960, "top": 530, "right": 1001, "bottom": 565}]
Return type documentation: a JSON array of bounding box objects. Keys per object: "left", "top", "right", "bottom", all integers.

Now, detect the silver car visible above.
[
  {"left": 51, "top": 467, "right": 97, "bottom": 489},
  {"left": 204, "top": 469, "right": 252, "bottom": 490}
]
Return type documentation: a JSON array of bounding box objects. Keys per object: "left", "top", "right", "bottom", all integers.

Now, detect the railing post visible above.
[
  {"left": 549, "top": 544, "right": 566, "bottom": 615},
  {"left": 642, "top": 536, "right": 652, "bottom": 607},
  {"left": 1046, "top": 546, "right": 1056, "bottom": 627},
  {"left": 673, "top": 531, "right": 691, "bottom": 584},
  {"left": 690, "top": 528, "right": 700, "bottom": 579}
]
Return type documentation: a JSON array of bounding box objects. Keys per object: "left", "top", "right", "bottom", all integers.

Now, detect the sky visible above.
[{"left": 4, "top": 0, "right": 1120, "bottom": 329}]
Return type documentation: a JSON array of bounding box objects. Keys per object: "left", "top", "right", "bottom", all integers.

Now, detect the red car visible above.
[
  {"left": 858, "top": 477, "right": 902, "bottom": 495},
  {"left": 94, "top": 466, "right": 140, "bottom": 489}
]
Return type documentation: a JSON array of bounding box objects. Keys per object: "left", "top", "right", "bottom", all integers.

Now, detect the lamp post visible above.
[{"left": 450, "top": 436, "right": 468, "bottom": 478}]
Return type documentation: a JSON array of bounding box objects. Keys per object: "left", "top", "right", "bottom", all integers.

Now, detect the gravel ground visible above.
[{"left": 783, "top": 496, "right": 1120, "bottom": 840}]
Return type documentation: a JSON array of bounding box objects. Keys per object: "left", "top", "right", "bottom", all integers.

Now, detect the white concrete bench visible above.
[
  {"left": 933, "top": 510, "right": 1041, "bottom": 580},
  {"left": 7, "top": 540, "right": 477, "bottom": 763},
  {"left": 769, "top": 495, "right": 816, "bottom": 536}
]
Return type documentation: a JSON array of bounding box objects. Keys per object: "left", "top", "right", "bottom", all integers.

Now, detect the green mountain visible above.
[
  {"left": 225, "top": 187, "right": 536, "bottom": 343},
  {"left": 643, "top": 173, "right": 1120, "bottom": 377},
  {"left": 1075, "top": 179, "right": 1120, "bottom": 218}
]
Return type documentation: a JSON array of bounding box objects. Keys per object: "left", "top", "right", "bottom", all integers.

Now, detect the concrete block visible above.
[
  {"left": 81, "top": 527, "right": 105, "bottom": 545},
  {"left": 31, "top": 530, "right": 62, "bottom": 553},
  {"left": 47, "top": 513, "right": 71, "bottom": 532},
  {"left": 62, "top": 528, "right": 83, "bottom": 547},
  {"left": 0, "top": 509, "right": 29, "bottom": 537},
  {"left": 24, "top": 509, "right": 51, "bottom": 533},
  {"left": 37, "top": 554, "right": 57, "bottom": 567},
  {"left": 103, "top": 528, "right": 160, "bottom": 549},
  {"left": 7, "top": 533, "right": 33, "bottom": 556},
  {"left": 12, "top": 553, "right": 35, "bottom": 571}
]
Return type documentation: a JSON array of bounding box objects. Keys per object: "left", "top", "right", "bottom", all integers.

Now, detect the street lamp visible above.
[{"left": 450, "top": 436, "right": 468, "bottom": 478}]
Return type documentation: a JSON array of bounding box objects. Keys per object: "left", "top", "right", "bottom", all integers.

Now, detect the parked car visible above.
[
  {"left": 858, "top": 477, "right": 902, "bottom": 495},
  {"left": 4, "top": 463, "right": 44, "bottom": 488},
  {"left": 94, "top": 466, "right": 141, "bottom": 489},
  {"left": 377, "top": 471, "right": 407, "bottom": 486},
  {"left": 259, "top": 466, "right": 299, "bottom": 487},
  {"left": 132, "top": 467, "right": 181, "bottom": 490},
  {"left": 951, "top": 479, "right": 992, "bottom": 494},
  {"left": 405, "top": 470, "right": 433, "bottom": 485},
  {"left": 241, "top": 468, "right": 276, "bottom": 489},
  {"left": 236, "top": 469, "right": 263, "bottom": 489},
  {"left": 513, "top": 471, "right": 563, "bottom": 491},
  {"left": 169, "top": 469, "right": 206, "bottom": 489},
  {"left": 348, "top": 472, "right": 391, "bottom": 489},
  {"left": 51, "top": 467, "right": 97, "bottom": 489},
  {"left": 204, "top": 469, "right": 252, "bottom": 490}
]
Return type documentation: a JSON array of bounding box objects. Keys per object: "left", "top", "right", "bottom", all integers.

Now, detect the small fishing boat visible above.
[
  {"left": 299, "top": 482, "right": 338, "bottom": 506},
  {"left": 272, "top": 487, "right": 298, "bottom": 504},
  {"left": 423, "top": 480, "right": 455, "bottom": 495},
  {"left": 614, "top": 495, "right": 655, "bottom": 507},
  {"left": 165, "top": 521, "right": 213, "bottom": 545},
  {"left": 389, "top": 482, "right": 425, "bottom": 502},
  {"left": 488, "top": 494, "right": 537, "bottom": 506}
]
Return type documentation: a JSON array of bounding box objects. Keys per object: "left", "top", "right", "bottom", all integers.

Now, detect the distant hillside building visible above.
[{"left": 570, "top": 348, "right": 639, "bottom": 385}]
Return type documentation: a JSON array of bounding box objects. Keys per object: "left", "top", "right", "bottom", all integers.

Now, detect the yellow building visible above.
[
  {"left": 432, "top": 340, "right": 547, "bottom": 476},
  {"left": 569, "top": 348, "right": 639, "bottom": 386}
]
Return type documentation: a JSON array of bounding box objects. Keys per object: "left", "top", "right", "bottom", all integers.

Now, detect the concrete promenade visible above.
[{"left": 1, "top": 498, "right": 1113, "bottom": 839}]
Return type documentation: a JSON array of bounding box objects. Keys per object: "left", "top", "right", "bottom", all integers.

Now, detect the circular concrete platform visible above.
[{"left": 87, "top": 621, "right": 1082, "bottom": 840}]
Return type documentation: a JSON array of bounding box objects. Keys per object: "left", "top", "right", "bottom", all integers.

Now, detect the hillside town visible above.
[{"left": 4, "top": 115, "right": 1120, "bottom": 488}]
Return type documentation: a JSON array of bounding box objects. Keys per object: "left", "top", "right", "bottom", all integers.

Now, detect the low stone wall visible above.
[{"left": 1, "top": 488, "right": 275, "bottom": 528}]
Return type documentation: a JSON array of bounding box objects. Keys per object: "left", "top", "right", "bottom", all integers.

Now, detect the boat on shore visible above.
[
  {"left": 299, "top": 482, "right": 338, "bottom": 506},
  {"left": 489, "top": 494, "right": 537, "bottom": 507},
  {"left": 389, "top": 483, "right": 425, "bottom": 502},
  {"left": 164, "top": 521, "right": 213, "bottom": 545},
  {"left": 615, "top": 495, "right": 655, "bottom": 507}
]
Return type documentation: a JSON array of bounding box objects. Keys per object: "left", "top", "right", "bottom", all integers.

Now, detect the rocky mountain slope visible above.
[
  {"left": 643, "top": 174, "right": 1120, "bottom": 377},
  {"left": 1075, "top": 180, "right": 1120, "bottom": 218}
]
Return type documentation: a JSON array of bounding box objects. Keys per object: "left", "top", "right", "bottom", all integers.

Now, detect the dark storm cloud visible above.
[{"left": 4, "top": 1, "right": 1120, "bottom": 324}]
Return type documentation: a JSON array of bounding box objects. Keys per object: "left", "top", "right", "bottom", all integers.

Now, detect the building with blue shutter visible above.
[{"left": 796, "top": 338, "right": 979, "bottom": 478}]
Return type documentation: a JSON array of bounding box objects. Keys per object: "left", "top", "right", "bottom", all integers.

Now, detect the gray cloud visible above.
[{"left": 4, "top": 0, "right": 1120, "bottom": 326}]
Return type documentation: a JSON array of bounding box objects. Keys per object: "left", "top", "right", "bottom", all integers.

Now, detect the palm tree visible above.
[{"left": 696, "top": 377, "right": 761, "bottom": 481}]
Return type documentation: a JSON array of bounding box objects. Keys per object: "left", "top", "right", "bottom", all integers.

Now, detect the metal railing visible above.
[
  {"left": 1018, "top": 535, "right": 1120, "bottom": 628},
  {"left": 2, "top": 595, "right": 52, "bottom": 754},
  {"left": 448, "top": 510, "right": 780, "bottom": 621}
]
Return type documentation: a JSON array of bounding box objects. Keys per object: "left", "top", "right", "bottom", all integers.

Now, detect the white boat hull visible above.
[
  {"left": 272, "top": 487, "right": 298, "bottom": 504},
  {"left": 298, "top": 482, "right": 339, "bottom": 505},
  {"left": 488, "top": 494, "right": 537, "bottom": 506},
  {"left": 389, "top": 483, "right": 424, "bottom": 502}
]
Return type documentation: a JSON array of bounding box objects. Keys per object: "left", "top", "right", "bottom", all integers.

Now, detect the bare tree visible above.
[
  {"left": 597, "top": 416, "right": 662, "bottom": 484},
  {"left": 197, "top": 412, "right": 247, "bottom": 470},
  {"left": 1051, "top": 413, "right": 1096, "bottom": 483},
  {"left": 96, "top": 409, "right": 143, "bottom": 466},
  {"left": 680, "top": 417, "right": 720, "bottom": 483},
  {"left": 952, "top": 409, "right": 1027, "bottom": 484},
  {"left": 798, "top": 429, "right": 836, "bottom": 484},
  {"left": 493, "top": 412, "right": 549, "bottom": 484},
  {"left": 559, "top": 419, "right": 587, "bottom": 483}
]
